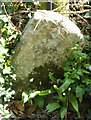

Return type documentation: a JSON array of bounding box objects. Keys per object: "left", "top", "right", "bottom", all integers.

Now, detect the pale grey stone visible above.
[{"left": 12, "top": 10, "right": 84, "bottom": 92}]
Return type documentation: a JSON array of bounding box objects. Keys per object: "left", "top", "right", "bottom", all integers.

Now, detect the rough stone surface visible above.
[{"left": 12, "top": 10, "right": 84, "bottom": 92}]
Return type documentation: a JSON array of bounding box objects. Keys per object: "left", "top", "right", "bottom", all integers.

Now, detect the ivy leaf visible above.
[
  {"left": 22, "top": 92, "right": 28, "bottom": 104},
  {"left": 0, "top": 77, "right": 4, "bottom": 83},
  {"left": 58, "top": 79, "right": 74, "bottom": 94},
  {"left": 60, "top": 106, "right": 67, "bottom": 119},
  {"left": 46, "top": 103, "right": 60, "bottom": 112},
  {"left": 0, "top": 56, "right": 5, "bottom": 62},
  {"left": 0, "top": 45, "right": 8, "bottom": 55},
  {"left": 69, "top": 94, "right": 79, "bottom": 116},
  {"left": 3, "top": 65, "right": 11, "bottom": 74},
  {"left": 76, "top": 86, "right": 85, "bottom": 102}
]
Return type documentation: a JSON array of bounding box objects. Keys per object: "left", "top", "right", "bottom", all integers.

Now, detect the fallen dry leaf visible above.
[{"left": 15, "top": 102, "right": 25, "bottom": 112}]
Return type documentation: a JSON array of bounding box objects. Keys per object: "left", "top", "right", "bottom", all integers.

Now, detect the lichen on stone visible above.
[{"left": 12, "top": 10, "right": 84, "bottom": 92}]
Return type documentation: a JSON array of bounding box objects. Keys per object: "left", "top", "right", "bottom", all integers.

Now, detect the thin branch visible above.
[
  {"left": 2, "top": 3, "right": 22, "bottom": 35},
  {"left": 9, "top": 10, "right": 30, "bottom": 16},
  {"left": 65, "top": 96, "right": 68, "bottom": 120},
  {"left": 75, "top": 13, "right": 88, "bottom": 24},
  {"left": 58, "top": 9, "right": 91, "bottom": 14},
  {"left": 53, "top": 5, "right": 66, "bottom": 12}
]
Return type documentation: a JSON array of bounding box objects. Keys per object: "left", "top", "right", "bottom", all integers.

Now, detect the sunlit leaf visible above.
[
  {"left": 3, "top": 65, "right": 11, "bottom": 74},
  {"left": 29, "top": 91, "right": 40, "bottom": 98},
  {"left": 0, "top": 77, "right": 4, "bottom": 83},
  {"left": 22, "top": 92, "right": 28, "bottom": 103},
  {"left": 58, "top": 79, "right": 74, "bottom": 94},
  {"left": 0, "top": 45, "right": 8, "bottom": 55}
]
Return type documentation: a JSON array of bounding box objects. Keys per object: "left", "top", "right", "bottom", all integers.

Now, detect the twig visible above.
[
  {"left": 58, "top": 9, "right": 91, "bottom": 14},
  {"left": 9, "top": 10, "right": 30, "bottom": 16},
  {"left": 53, "top": 5, "right": 66, "bottom": 12},
  {"left": 75, "top": 13, "right": 88, "bottom": 24},
  {"left": 33, "top": 11, "right": 49, "bottom": 31},
  {"left": 2, "top": 3, "right": 22, "bottom": 35}
]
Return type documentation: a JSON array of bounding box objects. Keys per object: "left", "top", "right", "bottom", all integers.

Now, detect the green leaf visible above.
[
  {"left": 52, "top": 95, "right": 59, "bottom": 99},
  {"left": 60, "top": 106, "right": 67, "bottom": 119},
  {"left": 59, "top": 94, "right": 66, "bottom": 102},
  {"left": 58, "top": 79, "right": 74, "bottom": 94},
  {"left": 84, "top": 12, "right": 91, "bottom": 18},
  {"left": 69, "top": 94, "right": 79, "bottom": 113},
  {"left": 76, "top": 86, "right": 84, "bottom": 102},
  {"left": 82, "top": 69, "right": 90, "bottom": 74},
  {"left": 77, "top": 69, "right": 83, "bottom": 76},
  {"left": 84, "top": 64, "right": 90, "bottom": 69},
  {"left": 46, "top": 103, "right": 60, "bottom": 112},
  {"left": 35, "top": 96, "right": 44, "bottom": 109},
  {"left": 49, "top": 73, "right": 56, "bottom": 83}
]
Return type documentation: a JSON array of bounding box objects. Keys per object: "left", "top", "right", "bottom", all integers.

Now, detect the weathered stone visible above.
[{"left": 12, "top": 10, "right": 84, "bottom": 92}]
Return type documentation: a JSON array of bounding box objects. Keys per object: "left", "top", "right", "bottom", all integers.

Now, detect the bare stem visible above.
[{"left": 65, "top": 96, "right": 68, "bottom": 120}]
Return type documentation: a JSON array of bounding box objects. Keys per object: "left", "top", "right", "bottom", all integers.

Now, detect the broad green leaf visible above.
[
  {"left": 60, "top": 106, "right": 67, "bottom": 119},
  {"left": 46, "top": 103, "right": 60, "bottom": 112},
  {"left": 76, "top": 86, "right": 84, "bottom": 102},
  {"left": 69, "top": 94, "right": 79, "bottom": 113},
  {"left": 58, "top": 79, "right": 74, "bottom": 94},
  {"left": 35, "top": 96, "right": 44, "bottom": 109},
  {"left": 49, "top": 73, "right": 56, "bottom": 83}
]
